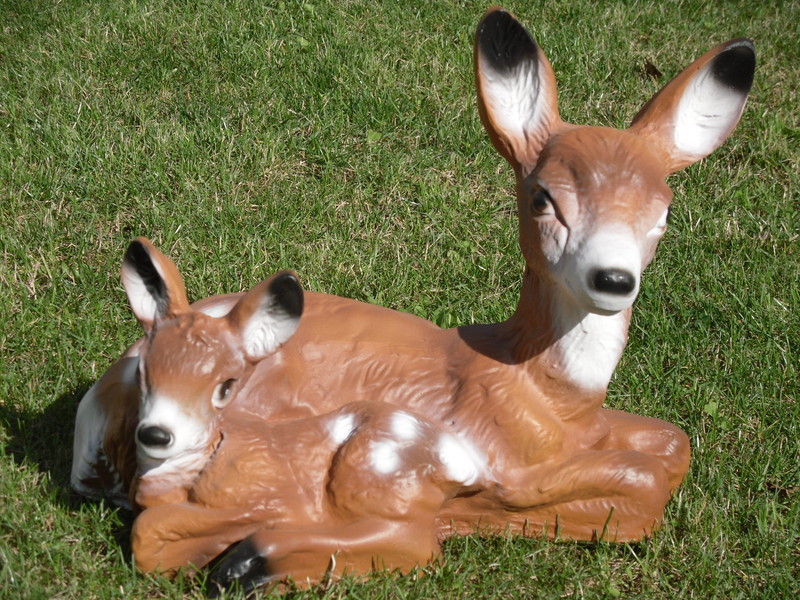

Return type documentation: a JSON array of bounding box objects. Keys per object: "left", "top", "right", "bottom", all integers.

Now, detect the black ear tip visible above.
[
  {"left": 478, "top": 7, "right": 513, "bottom": 30},
  {"left": 477, "top": 8, "right": 538, "bottom": 74},
  {"left": 124, "top": 239, "right": 148, "bottom": 266},
  {"left": 711, "top": 39, "right": 756, "bottom": 93},
  {"left": 124, "top": 239, "right": 159, "bottom": 283},
  {"left": 123, "top": 238, "right": 168, "bottom": 314},
  {"left": 269, "top": 272, "right": 303, "bottom": 318}
]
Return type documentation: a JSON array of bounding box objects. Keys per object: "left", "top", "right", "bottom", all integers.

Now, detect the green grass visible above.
[{"left": 1, "top": 0, "right": 797, "bottom": 598}]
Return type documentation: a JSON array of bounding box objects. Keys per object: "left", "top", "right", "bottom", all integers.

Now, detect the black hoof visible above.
[{"left": 207, "top": 539, "right": 273, "bottom": 598}]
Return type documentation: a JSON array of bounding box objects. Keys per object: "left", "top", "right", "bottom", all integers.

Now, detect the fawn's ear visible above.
[
  {"left": 630, "top": 38, "right": 755, "bottom": 174},
  {"left": 227, "top": 271, "right": 303, "bottom": 362},
  {"left": 474, "top": 7, "right": 561, "bottom": 171},
  {"left": 121, "top": 238, "right": 190, "bottom": 333}
]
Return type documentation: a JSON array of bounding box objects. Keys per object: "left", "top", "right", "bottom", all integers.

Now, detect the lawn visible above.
[{"left": 0, "top": 0, "right": 797, "bottom": 598}]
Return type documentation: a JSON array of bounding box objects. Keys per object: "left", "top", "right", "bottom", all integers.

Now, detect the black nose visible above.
[
  {"left": 137, "top": 425, "right": 173, "bottom": 447},
  {"left": 590, "top": 268, "right": 637, "bottom": 295}
]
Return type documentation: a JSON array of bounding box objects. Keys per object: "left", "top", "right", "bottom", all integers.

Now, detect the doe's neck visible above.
[{"left": 503, "top": 270, "right": 632, "bottom": 395}]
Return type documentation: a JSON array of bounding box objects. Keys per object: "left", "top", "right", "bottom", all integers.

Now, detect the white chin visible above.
[
  {"left": 583, "top": 293, "right": 636, "bottom": 315},
  {"left": 563, "top": 278, "right": 637, "bottom": 316},
  {"left": 137, "top": 445, "right": 176, "bottom": 462}
]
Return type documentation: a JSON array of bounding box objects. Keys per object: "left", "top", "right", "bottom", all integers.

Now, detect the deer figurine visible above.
[
  {"left": 77, "top": 237, "right": 493, "bottom": 591},
  {"left": 71, "top": 239, "right": 306, "bottom": 509},
  {"left": 72, "top": 6, "right": 755, "bottom": 593}
]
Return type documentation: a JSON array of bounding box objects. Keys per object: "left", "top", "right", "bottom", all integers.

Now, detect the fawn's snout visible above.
[
  {"left": 134, "top": 391, "right": 217, "bottom": 471},
  {"left": 137, "top": 424, "right": 173, "bottom": 448}
]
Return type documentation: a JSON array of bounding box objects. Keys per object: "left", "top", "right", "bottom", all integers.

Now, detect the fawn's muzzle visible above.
[{"left": 137, "top": 424, "right": 173, "bottom": 448}]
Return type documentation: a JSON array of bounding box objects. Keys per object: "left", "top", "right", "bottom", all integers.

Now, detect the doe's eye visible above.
[
  {"left": 648, "top": 206, "right": 671, "bottom": 238},
  {"left": 136, "top": 360, "right": 148, "bottom": 393},
  {"left": 212, "top": 378, "right": 237, "bottom": 409},
  {"left": 531, "top": 187, "right": 553, "bottom": 214}
]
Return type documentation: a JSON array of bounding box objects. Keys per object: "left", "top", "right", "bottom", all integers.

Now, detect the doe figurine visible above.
[{"left": 72, "top": 7, "right": 755, "bottom": 593}]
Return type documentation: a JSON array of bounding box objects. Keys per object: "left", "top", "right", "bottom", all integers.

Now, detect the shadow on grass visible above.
[
  {"left": 0, "top": 381, "right": 136, "bottom": 558},
  {"left": 1, "top": 381, "right": 90, "bottom": 495}
]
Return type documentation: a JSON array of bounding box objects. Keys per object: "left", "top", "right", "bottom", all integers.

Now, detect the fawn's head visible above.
[
  {"left": 121, "top": 238, "right": 303, "bottom": 473},
  {"left": 475, "top": 8, "right": 755, "bottom": 315}
]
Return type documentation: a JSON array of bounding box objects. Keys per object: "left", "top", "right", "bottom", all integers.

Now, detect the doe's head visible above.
[
  {"left": 121, "top": 238, "right": 303, "bottom": 473},
  {"left": 474, "top": 7, "right": 755, "bottom": 315}
]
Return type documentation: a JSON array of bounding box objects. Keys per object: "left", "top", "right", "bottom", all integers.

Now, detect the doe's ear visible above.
[
  {"left": 227, "top": 271, "right": 303, "bottom": 362},
  {"left": 121, "top": 238, "right": 190, "bottom": 332},
  {"left": 474, "top": 7, "right": 561, "bottom": 171},
  {"left": 630, "top": 38, "right": 756, "bottom": 174}
]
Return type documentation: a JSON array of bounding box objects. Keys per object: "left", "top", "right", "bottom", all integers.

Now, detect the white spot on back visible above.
[
  {"left": 438, "top": 434, "right": 485, "bottom": 486},
  {"left": 370, "top": 440, "right": 401, "bottom": 475},
  {"left": 328, "top": 413, "right": 357, "bottom": 445},
  {"left": 390, "top": 411, "right": 421, "bottom": 441}
]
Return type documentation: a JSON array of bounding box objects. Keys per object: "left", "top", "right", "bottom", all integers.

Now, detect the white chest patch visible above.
[{"left": 552, "top": 308, "right": 627, "bottom": 391}]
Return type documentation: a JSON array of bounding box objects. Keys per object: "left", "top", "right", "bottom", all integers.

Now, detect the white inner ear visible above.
[
  {"left": 242, "top": 308, "right": 299, "bottom": 360},
  {"left": 121, "top": 263, "right": 159, "bottom": 326},
  {"left": 480, "top": 56, "right": 549, "bottom": 147},
  {"left": 673, "top": 66, "right": 746, "bottom": 157}
]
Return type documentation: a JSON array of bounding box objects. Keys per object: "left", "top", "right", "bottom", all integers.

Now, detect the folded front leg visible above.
[
  {"left": 598, "top": 409, "right": 691, "bottom": 491},
  {"left": 208, "top": 517, "right": 441, "bottom": 596},
  {"left": 495, "top": 449, "right": 672, "bottom": 541},
  {"left": 131, "top": 502, "right": 267, "bottom": 574}
]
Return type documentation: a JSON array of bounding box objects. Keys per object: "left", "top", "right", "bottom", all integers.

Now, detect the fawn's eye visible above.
[
  {"left": 531, "top": 187, "right": 553, "bottom": 215},
  {"left": 212, "top": 378, "right": 237, "bottom": 409}
]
